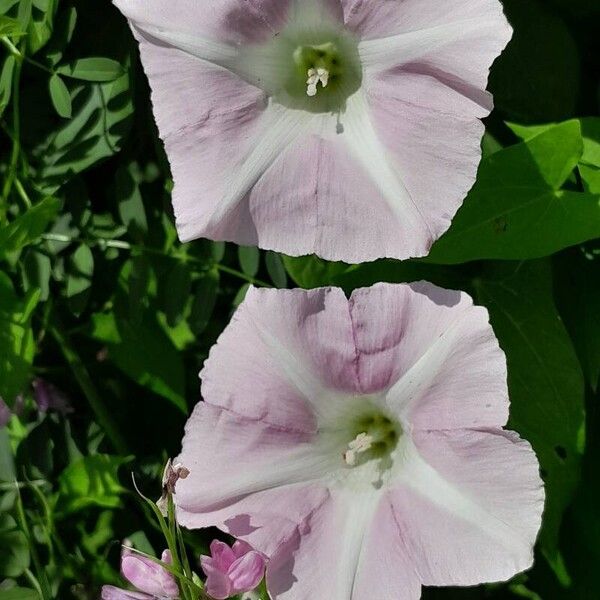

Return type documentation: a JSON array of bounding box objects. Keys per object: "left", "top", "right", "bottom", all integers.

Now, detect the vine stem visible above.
[
  {"left": 40, "top": 233, "right": 272, "bottom": 287},
  {"left": 1, "top": 40, "right": 23, "bottom": 223}
]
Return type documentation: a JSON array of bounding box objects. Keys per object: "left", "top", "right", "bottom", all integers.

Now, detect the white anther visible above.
[
  {"left": 344, "top": 432, "right": 373, "bottom": 466},
  {"left": 317, "top": 67, "right": 329, "bottom": 87},
  {"left": 307, "top": 68, "right": 319, "bottom": 85},
  {"left": 306, "top": 67, "right": 330, "bottom": 96}
]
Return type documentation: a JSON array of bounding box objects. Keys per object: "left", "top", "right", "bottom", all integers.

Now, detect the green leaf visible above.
[
  {"left": 265, "top": 252, "right": 287, "bottom": 288},
  {"left": 238, "top": 245, "right": 260, "bottom": 277},
  {"left": 0, "top": 197, "right": 60, "bottom": 259},
  {"left": 232, "top": 282, "right": 251, "bottom": 308},
  {"left": 474, "top": 261, "right": 585, "bottom": 573},
  {"left": 16, "top": 0, "right": 32, "bottom": 30},
  {"left": 0, "top": 588, "right": 40, "bottom": 600},
  {"left": 283, "top": 254, "right": 352, "bottom": 289},
  {"left": 58, "top": 454, "right": 129, "bottom": 514},
  {"left": 0, "top": 15, "right": 23, "bottom": 36},
  {"left": 0, "top": 514, "right": 30, "bottom": 577},
  {"left": 164, "top": 262, "right": 191, "bottom": 327},
  {"left": 90, "top": 312, "right": 187, "bottom": 412},
  {"left": 66, "top": 244, "right": 94, "bottom": 315},
  {"left": 0, "top": 273, "right": 39, "bottom": 407},
  {"left": 115, "top": 165, "right": 148, "bottom": 236},
  {"left": 509, "top": 118, "right": 600, "bottom": 195},
  {"left": 560, "top": 405, "right": 600, "bottom": 599},
  {"left": 579, "top": 118, "right": 600, "bottom": 194},
  {"left": 48, "top": 73, "right": 71, "bottom": 118},
  {"left": 428, "top": 121, "right": 600, "bottom": 263},
  {"left": 555, "top": 249, "right": 600, "bottom": 390},
  {"left": 189, "top": 269, "right": 219, "bottom": 335},
  {"left": 21, "top": 250, "right": 51, "bottom": 302},
  {"left": 127, "top": 255, "right": 151, "bottom": 323},
  {"left": 0, "top": 55, "right": 16, "bottom": 116},
  {"left": 489, "top": 0, "right": 579, "bottom": 122},
  {"left": 34, "top": 71, "right": 133, "bottom": 193},
  {"left": 56, "top": 57, "right": 125, "bottom": 82}
]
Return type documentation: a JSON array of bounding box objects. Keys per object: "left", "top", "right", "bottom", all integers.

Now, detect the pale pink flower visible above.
[
  {"left": 175, "top": 284, "right": 544, "bottom": 599},
  {"left": 102, "top": 549, "right": 179, "bottom": 599},
  {"left": 113, "top": 1, "right": 511, "bottom": 263},
  {"left": 201, "top": 539, "right": 266, "bottom": 599}
]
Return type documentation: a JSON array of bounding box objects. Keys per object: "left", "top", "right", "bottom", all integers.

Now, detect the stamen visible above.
[
  {"left": 306, "top": 67, "right": 330, "bottom": 97},
  {"left": 344, "top": 432, "right": 373, "bottom": 466}
]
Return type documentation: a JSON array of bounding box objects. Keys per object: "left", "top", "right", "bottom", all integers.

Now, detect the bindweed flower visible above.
[
  {"left": 201, "top": 539, "right": 266, "bottom": 599},
  {"left": 114, "top": 0, "right": 512, "bottom": 263},
  {"left": 102, "top": 548, "right": 179, "bottom": 600},
  {"left": 175, "top": 284, "right": 544, "bottom": 599}
]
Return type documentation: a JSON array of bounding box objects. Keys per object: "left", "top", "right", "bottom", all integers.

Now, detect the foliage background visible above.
[{"left": 0, "top": 0, "right": 599, "bottom": 599}]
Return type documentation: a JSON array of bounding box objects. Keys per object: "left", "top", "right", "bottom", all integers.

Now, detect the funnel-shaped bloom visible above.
[
  {"left": 102, "top": 548, "right": 179, "bottom": 599},
  {"left": 114, "top": 0, "right": 511, "bottom": 263},
  {"left": 175, "top": 284, "right": 544, "bottom": 599},
  {"left": 201, "top": 539, "right": 266, "bottom": 599}
]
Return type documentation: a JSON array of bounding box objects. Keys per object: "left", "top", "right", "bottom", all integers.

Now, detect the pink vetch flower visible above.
[
  {"left": 113, "top": 1, "right": 512, "bottom": 263},
  {"left": 174, "top": 284, "right": 544, "bottom": 599},
  {"left": 201, "top": 539, "right": 267, "bottom": 599},
  {"left": 102, "top": 549, "right": 179, "bottom": 600},
  {"left": 32, "top": 378, "right": 73, "bottom": 415},
  {"left": 0, "top": 397, "right": 10, "bottom": 428}
]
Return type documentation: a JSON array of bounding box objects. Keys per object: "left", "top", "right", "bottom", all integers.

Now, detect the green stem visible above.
[
  {"left": 14, "top": 177, "right": 32, "bottom": 207},
  {"left": 1, "top": 41, "right": 22, "bottom": 220},
  {"left": 0, "top": 38, "right": 54, "bottom": 73},
  {"left": 23, "top": 55, "right": 54, "bottom": 74},
  {"left": 50, "top": 323, "right": 129, "bottom": 454},
  {"left": 216, "top": 263, "right": 271, "bottom": 288},
  {"left": 0, "top": 36, "right": 20, "bottom": 57},
  {"left": 167, "top": 496, "right": 194, "bottom": 600},
  {"left": 14, "top": 486, "right": 52, "bottom": 600},
  {"left": 39, "top": 233, "right": 273, "bottom": 287},
  {"left": 23, "top": 569, "right": 43, "bottom": 597}
]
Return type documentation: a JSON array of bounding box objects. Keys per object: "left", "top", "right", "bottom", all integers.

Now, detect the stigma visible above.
[
  {"left": 306, "top": 67, "right": 330, "bottom": 97},
  {"left": 344, "top": 432, "right": 374, "bottom": 466}
]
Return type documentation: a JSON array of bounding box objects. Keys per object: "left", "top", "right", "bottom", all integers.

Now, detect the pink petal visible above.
[
  {"left": 175, "top": 401, "right": 332, "bottom": 534},
  {"left": 229, "top": 551, "right": 267, "bottom": 594},
  {"left": 125, "top": 28, "right": 268, "bottom": 247},
  {"left": 204, "top": 569, "right": 233, "bottom": 600},
  {"left": 348, "top": 283, "right": 509, "bottom": 429},
  {"left": 342, "top": 0, "right": 509, "bottom": 46},
  {"left": 232, "top": 540, "right": 255, "bottom": 559},
  {"left": 350, "top": 499, "right": 421, "bottom": 600},
  {"left": 101, "top": 586, "right": 152, "bottom": 600},
  {"left": 121, "top": 552, "right": 178, "bottom": 598},
  {"left": 199, "top": 287, "right": 360, "bottom": 433},
  {"left": 234, "top": 130, "right": 433, "bottom": 262},
  {"left": 362, "top": 73, "right": 487, "bottom": 248},
  {"left": 267, "top": 490, "right": 419, "bottom": 600},
  {"left": 390, "top": 429, "right": 544, "bottom": 585},
  {"left": 208, "top": 540, "right": 237, "bottom": 571},
  {"left": 114, "top": 0, "right": 291, "bottom": 45}
]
